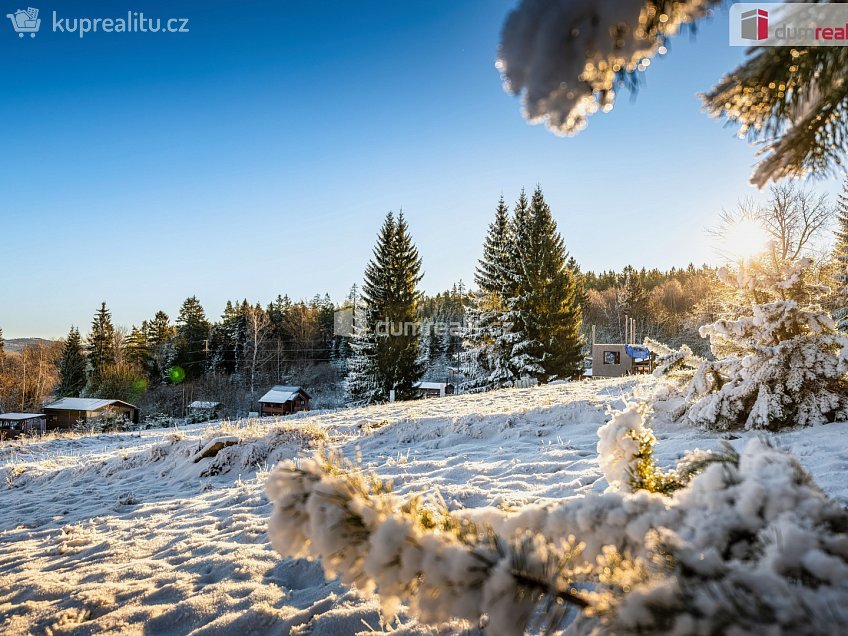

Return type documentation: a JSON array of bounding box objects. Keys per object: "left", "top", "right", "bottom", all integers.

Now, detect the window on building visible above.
[{"left": 603, "top": 351, "right": 620, "bottom": 365}]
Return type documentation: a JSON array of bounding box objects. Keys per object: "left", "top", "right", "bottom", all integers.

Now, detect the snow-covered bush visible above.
[
  {"left": 687, "top": 300, "right": 848, "bottom": 430},
  {"left": 596, "top": 404, "right": 734, "bottom": 495},
  {"left": 266, "top": 408, "right": 848, "bottom": 634},
  {"left": 646, "top": 260, "right": 848, "bottom": 431}
]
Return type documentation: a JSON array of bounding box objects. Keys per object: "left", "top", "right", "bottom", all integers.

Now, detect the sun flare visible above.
[{"left": 721, "top": 218, "right": 771, "bottom": 261}]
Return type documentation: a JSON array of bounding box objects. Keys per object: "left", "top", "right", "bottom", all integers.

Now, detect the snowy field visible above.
[{"left": 1, "top": 377, "right": 847, "bottom": 635}]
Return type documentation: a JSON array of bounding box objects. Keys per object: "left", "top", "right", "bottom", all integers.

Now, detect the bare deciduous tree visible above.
[
  {"left": 0, "top": 341, "right": 63, "bottom": 412},
  {"left": 711, "top": 183, "right": 834, "bottom": 266},
  {"left": 244, "top": 303, "right": 270, "bottom": 395}
]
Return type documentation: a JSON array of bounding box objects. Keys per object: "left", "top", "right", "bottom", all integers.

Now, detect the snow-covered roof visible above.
[
  {"left": 414, "top": 382, "right": 452, "bottom": 390},
  {"left": 258, "top": 386, "right": 310, "bottom": 404},
  {"left": 44, "top": 398, "right": 136, "bottom": 411},
  {"left": 0, "top": 412, "right": 45, "bottom": 421},
  {"left": 188, "top": 401, "right": 221, "bottom": 410}
]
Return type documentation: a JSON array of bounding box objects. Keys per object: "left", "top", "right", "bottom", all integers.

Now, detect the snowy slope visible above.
[{"left": 1, "top": 377, "right": 846, "bottom": 634}]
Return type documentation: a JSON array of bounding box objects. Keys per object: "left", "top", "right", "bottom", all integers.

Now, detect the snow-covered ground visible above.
[{"left": 1, "top": 377, "right": 847, "bottom": 634}]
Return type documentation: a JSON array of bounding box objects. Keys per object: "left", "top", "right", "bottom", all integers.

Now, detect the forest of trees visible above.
[{"left": 3, "top": 180, "right": 848, "bottom": 424}]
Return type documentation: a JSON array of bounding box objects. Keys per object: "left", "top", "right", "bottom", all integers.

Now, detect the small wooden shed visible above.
[
  {"left": 257, "top": 386, "right": 311, "bottom": 417},
  {"left": 188, "top": 401, "right": 222, "bottom": 420},
  {"left": 42, "top": 398, "right": 139, "bottom": 430},
  {"left": 591, "top": 344, "right": 653, "bottom": 378},
  {"left": 413, "top": 382, "right": 455, "bottom": 398},
  {"left": 0, "top": 413, "right": 46, "bottom": 439}
]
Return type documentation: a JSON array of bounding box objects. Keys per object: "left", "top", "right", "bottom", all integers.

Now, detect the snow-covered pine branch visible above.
[
  {"left": 265, "top": 450, "right": 602, "bottom": 635},
  {"left": 266, "top": 411, "right": 848, "bottom": 634},
  {"left": 643, "top": 336, "right": 703, "bottom": 377},
  {"left": 497, "top": 0, "right": 718, "bottom": 136}
]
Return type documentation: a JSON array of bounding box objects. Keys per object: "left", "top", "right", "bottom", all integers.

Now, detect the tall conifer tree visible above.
[
  {"left": 464, "top": 196, "right": 515, "bottom": 387},
  {"left": 347, "top": 211, "right": 424, "bottom": 403},
  {"left": 174, "top": 296, "right": 211, "bottom": 380},
  {"left": 59, "top": 326, "right": 87, "bottom": 397},
  {"left": 145, "top": 311, "right": 175, "bottom": 383},
  {"left": 124, "top": 324, "right": 151, "bottom": 372},
  {"left": 88, "top": 302, "right": 116, "bottom": 379},
  {"left": 504, "top": 186, "right": 584, "bottom": 381},
  {"left": 834, "top": 175, "right": 848, "bottom": 332}
]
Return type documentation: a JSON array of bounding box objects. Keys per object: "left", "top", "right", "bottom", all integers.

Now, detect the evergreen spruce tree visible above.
[
  {"left": 145, "top": 311, "right": 175, "bottom": 383},
  {"left": 344, "top": 306, "right": 380, "bottom": 405},
  {"left": 463, "top": 196, "right": 515, "bottom": 387},
  {"left": 267, "top": 294, "right": 293, "bottom": 380},
  {"left": 313, "top": 293, "right": 336, "bottom": 360},
  {"left": 0, "top": 327, "right": 7, "bottom": 380},
  {"left": 148, "top": 311, "right": 175, "bottom": 345},
  {"left": 173, "top": 296, "right": 211, "bottom": 380},
  {"left": 347, "top": 211, "right": 424, "bottom": 403},
  {"left": 124, "top": 324, "right": 151, "bottom": 372},
  {"left": 88, "top": 302, "right": 117, "bottom": 380},
  {"left": 504, "top": 186, "right": 584, "bottom": 382},
  {"left": 210, "top": 300, "right": 247, "bottom": 375},
  {"left": 59, "top": 326, "right": 87, "bottom": 397}
]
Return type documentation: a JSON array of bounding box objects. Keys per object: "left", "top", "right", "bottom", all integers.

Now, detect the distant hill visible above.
[{"left": 2, "top": 338, "right": 59, "bottom": 354}]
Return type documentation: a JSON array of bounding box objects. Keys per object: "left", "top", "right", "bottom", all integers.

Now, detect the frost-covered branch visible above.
[
  {"left": 267, "top": 413, "right": 848, "bottom": 633},
  {"left": 265, "top": 450, "right": 605, "bottom": 635},
  {"left": 497, "top": 0, "right": 718, "bottom": 135},
  {"left": 643, "top": 337, "right": 703, "bottom": 377}
]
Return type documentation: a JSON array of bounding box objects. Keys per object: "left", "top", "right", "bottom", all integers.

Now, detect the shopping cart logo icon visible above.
[{"left": 6, "top": 7, "right": 41, "bottom": 38}]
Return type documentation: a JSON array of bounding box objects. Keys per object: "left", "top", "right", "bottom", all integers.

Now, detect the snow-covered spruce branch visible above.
[
  {"left": 643, "top": 337, "right": 703, "bottom": 378},
  {"left": 265, "top": 449, "right": 602, "bottom": 635},
  {"left": 266, "top": 410, "right": 848, "bottom": 633},
  {"left": 497, "top": 0, "right": 718, "bottom": 135},
  {"left": 596, "top": 404, "right": 736, "bottom": 495}
]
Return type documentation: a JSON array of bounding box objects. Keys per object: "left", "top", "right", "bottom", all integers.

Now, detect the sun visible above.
[{"left": 721, "top": 218, "right": 771, "bottom": 261}]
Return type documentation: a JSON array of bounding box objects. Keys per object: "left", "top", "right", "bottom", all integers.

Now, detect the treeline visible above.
[
  {"left": 0, "top": 285, "right": 470, "bottom": 419},
  {"left": 581, "top": 264, "right": 719, "bottom": 355},
  {"left": 49, "top": 295, "right": 344, "bottom": 416}
]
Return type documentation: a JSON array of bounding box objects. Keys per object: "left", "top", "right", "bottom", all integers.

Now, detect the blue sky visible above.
[{"left": 0, "top": 1, "right": 839, "bottom": 339}]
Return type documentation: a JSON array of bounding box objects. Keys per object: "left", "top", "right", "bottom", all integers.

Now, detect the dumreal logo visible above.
[
  {"left": 6, "top": 7, "right": 190, "bottom": 39},
  {"left": 6, "top": 7, "right": 41, "bottom": 38},
  {"left": 332, "top": 307, "right": 464, "bottom": 339},
  {"left": 740, "top": 8, "right": 768, "bottom": 41},
  {"left": 731, "top": 3, "right": 848, "bottom": 46}
]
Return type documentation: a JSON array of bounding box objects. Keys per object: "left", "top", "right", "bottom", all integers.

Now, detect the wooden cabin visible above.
[
  {"left": 42, "top": 398, "right": 139, "bottom": 430},
  {"left": 187, "top": 401, "right": 222, "bottom": 421},
  {"left": 591, "top": 344, "right": 653, "bottom": 378},
  {"left": 257, "top": 386, "right": 311, "bottom": 417},
  {"left": 0, "top": 413, "right": 46, "bottom": 439},
  {"left": 413, "top": 382, "right": 455, "bottom": 398}
]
